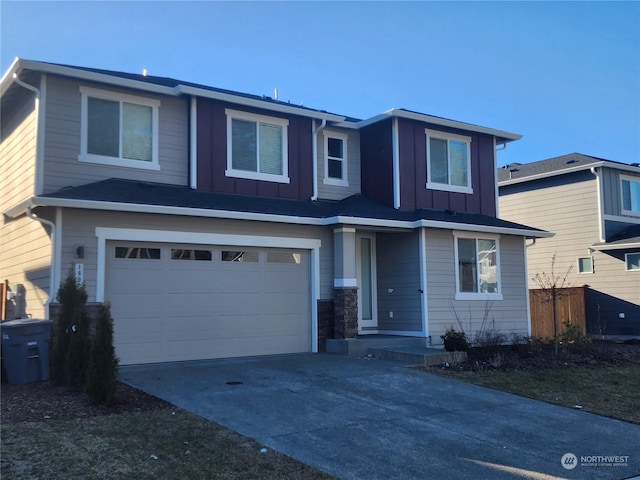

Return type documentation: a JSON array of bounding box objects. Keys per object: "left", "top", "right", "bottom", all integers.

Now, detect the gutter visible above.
[
  {"left": 311, "top": 119, "right": 326, "bottom": 201},
  {"left": 26, "top": 208, "right": 56, "bottom": 319}
]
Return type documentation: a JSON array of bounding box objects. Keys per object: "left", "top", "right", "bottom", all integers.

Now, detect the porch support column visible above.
[{"left": 333, "top": 227, "right": 358, "bottom": 339}]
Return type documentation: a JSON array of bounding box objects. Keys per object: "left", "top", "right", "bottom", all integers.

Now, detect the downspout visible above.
[
  {"left": 590, "top": 167, "right": 605, "bottom": 242},
  {"left": 189, "top": 96, "right": 198, "bottom": 189},
  {"left": 392, "top": 117, "right": 400, "bottom": 209},
  {"left": 26, "top": 208, "right": 56, "bottom": 320},
  {"left": 12, "top": 72, "right": 43, "bottom": 196},
  {"left": 311, "top": 119, "right": 326, "bottom": 201}
]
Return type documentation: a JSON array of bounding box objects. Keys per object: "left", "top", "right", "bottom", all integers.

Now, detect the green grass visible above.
[
  {"left": 430, "top": 363, "right": 640, "bottom": 424},
  {"left": 1, "top": 408, "right": 335, "bottom": 480}
]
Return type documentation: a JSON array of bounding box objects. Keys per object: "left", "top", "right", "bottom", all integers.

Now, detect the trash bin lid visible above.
[{"left": 1, "top": 318, "right": 53, "bottom": 329}]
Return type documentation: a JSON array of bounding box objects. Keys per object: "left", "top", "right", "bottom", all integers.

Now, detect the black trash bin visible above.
[{"left": 1, "top": 319, "right": 52, "bottom": 384}]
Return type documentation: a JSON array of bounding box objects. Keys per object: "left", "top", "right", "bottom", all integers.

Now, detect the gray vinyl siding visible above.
[
  {"left": 316, "top": 128, "right": 361, "bottom": 200},
  {"left": 42, "top": 75, "right": 188, "bottom": 194},
  {"left": 375, "top": 232, "right": 422, "bottom": 332},
  {"left": 424, "top": 229, "right": 529, "bottom": 344},
  {"left": 0, "top": 91, "right": 36, "bottom": 211},
  {"left": 499, "top": 174, "right": 639, "bottom": 328},
  {"left": 601, "top": 167, "right": 640, "bottom": 218},
  {"left": 58, "top": 209, "right": 334, "bottom": 302}
]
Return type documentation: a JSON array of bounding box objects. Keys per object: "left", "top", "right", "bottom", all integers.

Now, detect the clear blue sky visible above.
[{"left": 2, "top": 1, "right": 639, "bottom": 166}]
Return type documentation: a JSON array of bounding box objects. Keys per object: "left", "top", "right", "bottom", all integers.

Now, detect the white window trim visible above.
[
  {"left": 78, "top": 86, "right": 160, "bottom": 170},
  {"left": 577, "top": 256, "right": 594, "bottom": 274},
  {"left": 620, "top": 174, "right": 640, "bottom": 217},
  {"left": 323, "top": 130, "right": 349, "bottom": 187},
  {"left": 425, "top": 129, "right": 473, "bottom": 194},
  {"left": 225, "top": 108, "right": 290, "bottom": 184},
  {"left": 453, "top": 231, "right": 502, "bottom": 300},
  {"left": 625, "top": 252, "right": 640, "bottom": 272}
]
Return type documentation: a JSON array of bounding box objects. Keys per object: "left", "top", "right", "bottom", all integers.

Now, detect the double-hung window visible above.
[
  {"left": 79, "top": 86, "right": 160, "bottom": 170},
  {"left": 454, "top": 232, "right": 502, "bottom": 300},
  {"left": 620, "top": 175, "right": 640, "bottom": 216},
  {"left": 426, "top": 129, "right": 472, "bottom": 194},
  {"left": 323, "top": 131, "right": 348, "bottom": 186},
  {"left": 225, "top": 109, "right": 289, "bottom": 183}
]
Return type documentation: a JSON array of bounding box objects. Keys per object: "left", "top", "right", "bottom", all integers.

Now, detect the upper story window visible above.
[
  {"left": 426, "top": 129, "right": 472, "bottom": 194},
  {"left": 323, "top": 131, "right": 348, "bottom": 186},
  {"left": 225, "top": 109, "right": 289, "bottom": 184},
  {"left": 454, "top": 232, "right": 502, "bottom": 300},
  {"left": 626, "top": 253, "right": 640, "bottom": 271},
  {"left": 620, "top": 175, "right": 640, "bottom": 216},
  {"left": 79, "top": 86, "right": 160, "bottom": 170}
]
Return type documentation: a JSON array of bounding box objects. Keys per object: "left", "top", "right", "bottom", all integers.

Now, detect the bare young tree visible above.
[{"left": 532, "top": 254, "right": 573, "bottom": 355}]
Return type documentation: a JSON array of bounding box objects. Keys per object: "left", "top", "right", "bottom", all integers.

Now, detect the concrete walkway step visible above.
[{"left": 370, "top": 346, "right": 467, "bottom": 366}]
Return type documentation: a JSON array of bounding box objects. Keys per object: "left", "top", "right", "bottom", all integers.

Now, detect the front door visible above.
[{"left": 357, "top": 235, "right": 377, "bottom": 330}]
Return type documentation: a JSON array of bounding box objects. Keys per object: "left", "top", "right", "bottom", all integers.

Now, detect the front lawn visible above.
[{"left": 426, "top": 340, "right": 640, "bottom": 424}]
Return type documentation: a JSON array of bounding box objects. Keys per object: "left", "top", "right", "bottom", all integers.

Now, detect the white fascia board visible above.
[
  {"left": 415, "top": 219, "right": 554, "bottom": 238},
  {"left": 176, "top": 85, "right": 345, "bottom": 122},
  {"left": 591, "top": 242, "right": 640, "bottom": 251},
  {"left": 357, "top": 109, "right": 522, "bottom": 142},
  {"left": 3, "top": 198, "right": 35, "bottom": 219},
  {"left": 27, "top": 196, "right": 553, "bottom": 238},
  {"left": 0, "top": 57, "right": 22, "bottom": 96}
]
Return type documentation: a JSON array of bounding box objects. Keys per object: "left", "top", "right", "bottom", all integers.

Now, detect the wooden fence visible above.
[{"left": 529, "top": 286, "right": 586, "bottom": 339}]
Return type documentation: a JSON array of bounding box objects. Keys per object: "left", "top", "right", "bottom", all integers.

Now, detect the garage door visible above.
[{"left": 105, "top": 241, "right": 311, "bottom": 365}]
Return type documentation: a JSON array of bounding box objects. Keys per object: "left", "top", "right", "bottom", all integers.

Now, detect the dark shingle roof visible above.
[
  {"left": 40, "top": 179, "right": 547, "bottom": 235},
  {"left": 496, "top": 153, "right": 612, "bottom": 183}
]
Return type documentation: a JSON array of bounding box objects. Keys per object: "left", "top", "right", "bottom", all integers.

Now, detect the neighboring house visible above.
[
  {"left": 1, "top": 58, "right": 549, "bottom": 365},
  {"left": 498, "top": 153, "right": 640, "bottom": 336}
]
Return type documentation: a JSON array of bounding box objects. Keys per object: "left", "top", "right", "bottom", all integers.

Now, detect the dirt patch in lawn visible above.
[{"left": 1, "top": 380, "right": 335, "bottom": 480}]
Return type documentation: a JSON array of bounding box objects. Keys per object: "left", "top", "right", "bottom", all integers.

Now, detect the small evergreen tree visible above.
[
  {"left": 52, "top": 271, "right": 89, "bottom": 387},
  {"left": 86, "top": 303, "right": 119, "bottom": 405}
]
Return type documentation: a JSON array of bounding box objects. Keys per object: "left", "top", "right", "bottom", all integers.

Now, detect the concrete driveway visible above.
[{"left": 120, "top": 354, "right": 640, "bottom": 480}]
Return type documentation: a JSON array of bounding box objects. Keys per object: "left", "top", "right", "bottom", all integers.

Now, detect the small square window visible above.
[
  {"left": 578, "top": 257, "right": 593, "bottom": 274},
  {"left": 626, "top": 253, "right": 640, "bottom": 271}
]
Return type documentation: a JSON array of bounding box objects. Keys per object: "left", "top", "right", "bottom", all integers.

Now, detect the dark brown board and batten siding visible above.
[
  {"left": 399, "top": 118, "right": 497, "bottom": 215},
  {"left": 196, "top": 98, "right": 313, "bottom": 200},
  {"left": 360, "top": 118, "right": 395, "bottom": 207}
]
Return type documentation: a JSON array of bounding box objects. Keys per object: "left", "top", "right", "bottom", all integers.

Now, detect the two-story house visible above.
[
  {"left": 1, "top": 59, "right": 549, "bottom": 365},
  {"left": 498, "top": 153, "right": 640, "bottom": 337}
]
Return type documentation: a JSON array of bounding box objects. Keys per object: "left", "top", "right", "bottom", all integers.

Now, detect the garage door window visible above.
[
  {"left": 115, "top": 247, "right": 161, "bottom": 259},
  {"left": 171, "top": 249, "right": 212, "bottom": 261},
  {"left": 221, "top": 251, "right": 259, "bottom": 262},
  {"left": 267, "top": 251, "right": 302, "bottom": 264}
]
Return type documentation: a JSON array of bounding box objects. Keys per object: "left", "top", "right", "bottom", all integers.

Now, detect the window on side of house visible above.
[
  {"left": 323, "top": 131, "right": 348, "bottom": 186},
  {"left": 79, "top": 86, "right": 160, "bottom": 170},
  {"left": 577, "top": 256, "right": 594, "bottom": 274},
  {"left": 620, "top": 175, "right": 640, "bottom": 216},
  {"left": 454, "top": 233, "right": 502, "bottom": 300},
  {"left": 225, "top": 109, "right": 290, "bottom": 184},
  {"left": 626, "top": 253, "right": 640, "bottom": 271},
  {"left": 426, "top": 129, "right": 472, "bottom": 194}
]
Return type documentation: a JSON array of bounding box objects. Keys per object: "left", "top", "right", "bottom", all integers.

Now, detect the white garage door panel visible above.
[{"left": 106, "top": 241, "right": 311, "bottom": 365}]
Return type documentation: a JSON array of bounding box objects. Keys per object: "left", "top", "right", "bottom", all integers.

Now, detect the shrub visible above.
[
  {"left": 441, "top": 327, "right": 469, "bottom": 352},
  {"left": 558, "top": 321, "right": 591, "bottom": 350},
  {"left": 52, "top": 271, "right": 89, "bottom": 388},
  {"left": 85, "top": 303, "right": 119, "bottom": 405}
]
